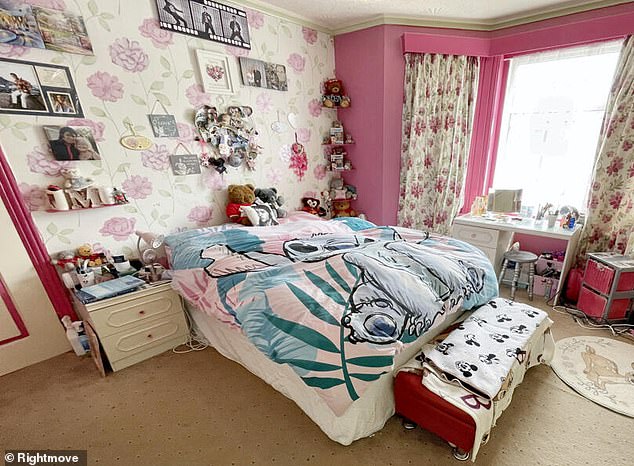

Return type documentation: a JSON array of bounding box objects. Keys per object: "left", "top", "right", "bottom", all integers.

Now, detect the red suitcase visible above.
[{"left": 394, "top": 371, "right": 476, "bottom": 460}]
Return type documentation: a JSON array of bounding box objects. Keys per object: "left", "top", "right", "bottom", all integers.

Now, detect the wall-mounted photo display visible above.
[
  {"left": 170, "top": 153, "right": 201, "bottom": 176},
  {"left": 32, "top": 6, "right": 93, "bottom": 56},
  {"left": 0, "top": 2, "right": 45, "bottom": 49},
  {"left": 0, "top": 58, "right": 83, "bottom": 117},
  {"left": 239, "top": 57, "right": 288, "bottom": 91},
  {"left": 0, "top": 2, "right": 93, "bottom": 55},
  {"left": 43, "top": 125, "right": 101, "bottom": 161},
  {"left": 195, "top": 49, "right": 236, "bottom": 95},
  {"left": 155, "top": 0, "right": 250, "bottom": 49}
]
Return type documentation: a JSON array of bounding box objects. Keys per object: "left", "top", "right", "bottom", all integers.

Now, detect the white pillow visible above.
[{"left": 241, "top": 204, "right": 279, "bottom": 227}]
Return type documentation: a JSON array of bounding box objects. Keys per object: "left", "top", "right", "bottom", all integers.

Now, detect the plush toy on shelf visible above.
[
  {"left": 226, "top": 184, "right": 256, "bottom": 225},
  {"left": 255, "top": 187, "right": 287, "bottom": 218},
  {"left": 301, "top": 197, "right": 327, "bottom": 217},
  {"left": 77, "top": 243, "right": 104, "bottom": 267},
  {"left": 322, "top": 79, "right": 351, "bottom": 108},
  {"left": 332, "top": 199, "right": 356, "bottom": 218},
  {"left": 61, "top": 167, "right": 94, "bottom": 190}
]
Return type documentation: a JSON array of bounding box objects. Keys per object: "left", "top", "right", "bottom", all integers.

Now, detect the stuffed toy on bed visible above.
[
  {"left": 255, "top": 187, "right": 287, "bottom": 218},
  {"left": 226, "top": 184, "right": 256, "bottom": 225}
]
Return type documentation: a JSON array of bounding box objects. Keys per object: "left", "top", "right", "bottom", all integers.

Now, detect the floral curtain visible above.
[
  {"left": 577, "top": 36, "right": 634, "bottom": 261},
  {"left": 397, "top": 53, "right": 479, "bottom": 235}
]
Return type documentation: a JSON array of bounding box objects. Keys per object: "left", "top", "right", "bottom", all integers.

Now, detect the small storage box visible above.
[
  {"left": 584, "top": 255, "right": 634, "bottom": 294},
  {"left": 533, "top": 276, "right": 559, "bottom": 300},
  {"left": 577, "top": 285, "right": 631, "bottom": 320}
]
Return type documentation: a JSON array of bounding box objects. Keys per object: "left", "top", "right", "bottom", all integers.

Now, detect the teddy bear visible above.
[
  {"left": 255, "top": 187, "right": 287, "bottom": 218},
  {"left": 301, "top": 197, "right": 326, "bottom": 217},
  {"left": 332, "top": 199, "right": 356, "bottom": 217},
  {"left": 61, "top": 167, "right": 93, "bottom": 190},
  {"left": 322, "top": 79, "right": 351, "bottom": 108},
  {"left": 329, "top": 177, "right": 347, "bottom": 200},
  {"left": 226, "top": 184, "right": 256, "bottom": 225}
]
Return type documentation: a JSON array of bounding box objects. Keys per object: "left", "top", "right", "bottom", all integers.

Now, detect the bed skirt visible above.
[{"left": 188, "top": 303, "right": 462, "bottom": 445}]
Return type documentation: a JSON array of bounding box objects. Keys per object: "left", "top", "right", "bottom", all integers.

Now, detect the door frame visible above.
[
  {"left": 0, "top": 274, "right": 29, "bottom": 345},
  {"left": 0, "top": 146, "right": 76, "bottom": 325}
]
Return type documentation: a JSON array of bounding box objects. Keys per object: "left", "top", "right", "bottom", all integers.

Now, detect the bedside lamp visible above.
[{"left": 135, "top": 230, "right": 165, "bottom": 282}]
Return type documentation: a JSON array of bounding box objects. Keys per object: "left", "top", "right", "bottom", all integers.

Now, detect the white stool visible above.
[{"left": 498, "top": 250, "right": 538, "bottom": 301}]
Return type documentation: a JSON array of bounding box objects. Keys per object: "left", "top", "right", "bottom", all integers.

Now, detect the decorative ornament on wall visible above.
[
  {"left": 0, "top": 58, "right": 84, "bottom": 118},
  {"left": 289, "top": 134, "right": 308, "bottom": 181},
  {"left": 169, "top": 143, "right": 202, "bottom": 176},
  {"left": 195, "top": 49, "right": 236, "bottom": 95},
  {"left": 155, "top": 0, "right": 250, "bottom": 49},
  {"left": 194, "top": 104, "right": 261, "bottom": 172},
  {"left": 119, "top": 121, "right": 153, "bottom": 151},
  {"left": 148, "top": 100, "right": 179, "bottom": 137}
]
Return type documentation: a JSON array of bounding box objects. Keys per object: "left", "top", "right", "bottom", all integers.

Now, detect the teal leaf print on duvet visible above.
[{"left": 264, "top": 259, "right": 393, "bottom": 402}]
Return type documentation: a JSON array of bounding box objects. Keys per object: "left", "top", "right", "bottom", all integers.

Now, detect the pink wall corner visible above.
[{"left": 335, "top": 26, "right": 387, "bottom": 224}]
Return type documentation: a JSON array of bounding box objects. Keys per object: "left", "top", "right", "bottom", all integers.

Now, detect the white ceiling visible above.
[{"left": 240, "top": 0, "right": 630, "bottom": 33}]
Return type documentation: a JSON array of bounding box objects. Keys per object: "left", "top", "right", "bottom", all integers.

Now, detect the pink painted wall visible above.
[{"left": 334, "top": 3, "right": 634, "bottom": 229}]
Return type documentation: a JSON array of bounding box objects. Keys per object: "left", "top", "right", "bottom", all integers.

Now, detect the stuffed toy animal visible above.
[
  {"left": 255, "top": 187, "right": 287, "bottom": 218},
  {"left": 226, "top": 184, "right": 256, "bottom": 225},
  {"left": 301, "top": 197, "right": 326, "bottom": 217},
  {"left": 61, "top": 167, "right": 93, "bottom": 190},
  {"left": 332, "top": 199, "right": 356, "bottom": 218},
  {"left": 322, "top": 79, "right": 351, "bottom": 108}
]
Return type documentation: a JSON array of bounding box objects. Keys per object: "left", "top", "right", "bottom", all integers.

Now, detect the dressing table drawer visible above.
[{"left": 452, "top": 224, "right": 500, "bottom": 248}]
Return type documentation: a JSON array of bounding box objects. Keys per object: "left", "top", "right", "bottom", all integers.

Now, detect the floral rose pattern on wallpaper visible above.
[
  {"left": 2, "top": 0, "right": 335, "bottom": 256},
  {"left": 577, "top": 37, "right": 634, "bottom": 261},
  {"left": 397, "top": 53, "right": 479, "bottom": 236}
]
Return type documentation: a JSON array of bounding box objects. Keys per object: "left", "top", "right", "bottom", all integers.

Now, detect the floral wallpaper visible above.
[{"left": 1, "top": 0, "right": 336, "bottom": 259}]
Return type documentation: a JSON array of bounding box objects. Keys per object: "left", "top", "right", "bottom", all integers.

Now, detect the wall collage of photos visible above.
[{"left": 0, "top": 1, "right": 91, "bottom": 117}]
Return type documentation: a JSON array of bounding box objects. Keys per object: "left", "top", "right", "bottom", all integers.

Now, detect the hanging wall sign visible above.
[
  {"left": 148, "top": 101, "right": 179, "bottom": 137},
  {"left": 155, "top": 0, "right": 250, "bottom": 49},
  {"left": 170, "top": 143, "right": 201, "bottom": 175},
  {"left": 0, "top": 58, "right": 83, "bottom": 118}
]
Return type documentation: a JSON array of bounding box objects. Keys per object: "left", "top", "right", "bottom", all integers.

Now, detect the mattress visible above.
[{"left": 188, "top": 302, "right": 463, "bottom": 445}]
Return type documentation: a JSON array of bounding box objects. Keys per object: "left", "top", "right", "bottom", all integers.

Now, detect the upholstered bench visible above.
[{"left": 394, "top": 298, "right": 555, "bottom": 461}]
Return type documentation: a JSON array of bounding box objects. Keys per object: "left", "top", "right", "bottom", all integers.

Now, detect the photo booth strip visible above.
[{"left": 156, "top": 0, "right": 250, "bottom": 49}]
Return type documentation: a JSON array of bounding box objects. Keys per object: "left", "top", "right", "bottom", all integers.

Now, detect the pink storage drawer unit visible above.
[
  {"left": 577, "top": 286, "right": 630, "bottom": 320},
  {"left": 584, "top": 255, "right": 634, "bottom": 294}
]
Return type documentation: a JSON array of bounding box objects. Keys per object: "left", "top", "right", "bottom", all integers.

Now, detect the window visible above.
[{"left": 492, "top": 41, "right": 622, "bottom": 213}]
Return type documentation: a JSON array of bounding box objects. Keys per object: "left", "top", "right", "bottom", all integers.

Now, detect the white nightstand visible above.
[{"left": 72, "top": 282, "right": 189, "bottom": 374}]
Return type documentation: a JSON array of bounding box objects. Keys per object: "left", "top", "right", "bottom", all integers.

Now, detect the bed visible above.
[{"left": 164, "top": 212, "right": 498, "bottom": 445}]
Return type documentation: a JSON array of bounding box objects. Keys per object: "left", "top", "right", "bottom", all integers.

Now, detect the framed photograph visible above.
[
  {"left": 0, "top": 3, "right": 45, "bottom": 49},
  {"left": 43, "top": 125, "right": 101, "bottom": 161},
  {"left": 148, "top": 114, "right": 179, "bottom": 137},
  {"left": 32, "top": 6, "right": 93, "bottom": 55},
  {"left": 239, "top": 57, "right": 288, "bottom": 92},
  {"left": 0, "top": 60, "right": 48, "bottom": 113},
  {"left": 196, "top": 49, "right": 235, "bottom": 95},
  {"left": 47, "top": 91, "right": 75, "bottom": 114},
  {"left": 155, "top": 0, "right": 251, "bottom": 49},
  {"left": 170, "top": 153, "right": 201, "bottom": 175},
  {"left": 0, "top": 58, "right": 83, "bottom": 117}
]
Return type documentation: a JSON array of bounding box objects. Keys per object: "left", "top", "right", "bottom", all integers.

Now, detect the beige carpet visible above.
[{"left": 0, "top": 289, "right": 631, "bottom": 466}]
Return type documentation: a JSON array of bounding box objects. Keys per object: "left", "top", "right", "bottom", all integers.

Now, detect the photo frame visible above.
[
  {"left": 155, "top": 0, "right": 250, "bottom": 49},
  {"left": 0, "top": 3, "right": 45, "bottom": 49},
  {"left": 195, "top": 49, "right": 235, "bottom": 95},
  {"left": 0, "top": 58, "right": 83, "bottom": 117},
  {"left": 32, "top": 6, "right": 93, "bottom": 55},
  {"left": 43, "top": 125, "right": 101, "bottom": 161},
  {"left": 239, "top": 57, "right": 288, "bottom": 91}
]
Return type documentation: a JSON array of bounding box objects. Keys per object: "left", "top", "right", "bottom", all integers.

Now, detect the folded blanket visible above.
[{"left": 423, "top": 298, "right": 551, "bottom": 399}]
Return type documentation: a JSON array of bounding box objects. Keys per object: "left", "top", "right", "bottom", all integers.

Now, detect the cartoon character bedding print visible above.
[{"left": 167, "top": 223, "right": 498, "bottom": 415}]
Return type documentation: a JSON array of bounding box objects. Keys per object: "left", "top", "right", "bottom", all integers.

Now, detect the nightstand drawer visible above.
[
  {"left": 452, "top": 224, "right": 499, "bottom": 248},
  {"left": 89, "top": 289, "right": 182, "bottom": 338},
  {"left": 100, "top": 312, "right": 188, "bottom": 363}
]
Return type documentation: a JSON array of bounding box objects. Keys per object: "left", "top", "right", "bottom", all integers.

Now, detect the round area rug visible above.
[{"left": 551, "top": 336, "right": 634, "bottom": 417}]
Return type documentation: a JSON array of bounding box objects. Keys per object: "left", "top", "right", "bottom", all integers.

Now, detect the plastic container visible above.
[{"left": 61, "top": 316, "right": 87, "bottom": 356}]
